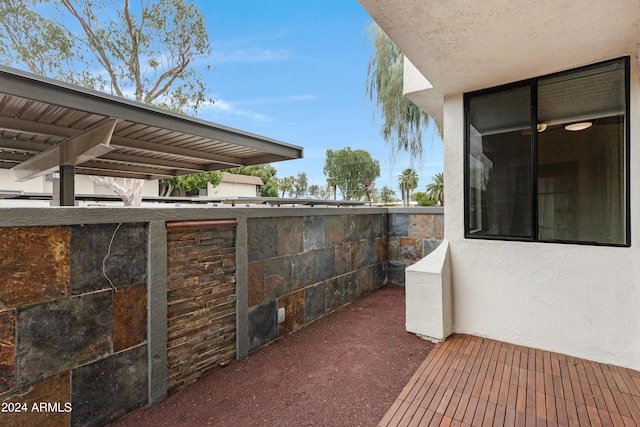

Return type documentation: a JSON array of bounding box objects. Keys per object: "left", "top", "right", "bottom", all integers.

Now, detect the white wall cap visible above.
[{"left": 406, "top": 238, "right": 448, "bottom": 276}]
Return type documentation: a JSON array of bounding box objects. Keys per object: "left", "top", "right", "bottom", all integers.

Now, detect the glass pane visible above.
[
  {"left": 467, "top": 86, "right": 532, "bottom": 238},
  {"left": 537, "top": 60, "right": 626, "bottom": 244}
]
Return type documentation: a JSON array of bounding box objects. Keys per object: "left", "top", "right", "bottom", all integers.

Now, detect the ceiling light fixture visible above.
[
  {"left": 521, "top": 123, "right": 548, "bottom": 136},
  {"left": 565, "top": 122, "right": 592, "bottom": 131}
]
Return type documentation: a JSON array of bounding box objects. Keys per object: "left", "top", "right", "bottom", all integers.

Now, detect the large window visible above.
[{"left": 465, "top": 57, "right": 629, "bottom": 246}]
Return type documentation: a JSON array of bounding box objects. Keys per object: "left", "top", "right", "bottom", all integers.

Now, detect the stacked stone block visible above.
[
  {"left": 246, "top": 214, "right": 387, "bottom": 352},
  {"left": 387, "top": 212, "right": 445, "bottom": 285},
  {"left": 0, "top": 223, "right": 148, "bottom": 427},
  {"left": 166, "top": 220, "right": 237, "bottom": 394}
]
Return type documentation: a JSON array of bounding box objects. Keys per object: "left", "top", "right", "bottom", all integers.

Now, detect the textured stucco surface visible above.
[
  {"left": 359, "top": 0, "right": 640, "bottom": 370},
  {"left": 405, "top": 239, "right": 451, "bottom": 341},
  {"left": 437, "top": 63, "right": 640, "bottom": 371},
  {"left": 360, "top": 0, "right": 640, "bottom": 97}
]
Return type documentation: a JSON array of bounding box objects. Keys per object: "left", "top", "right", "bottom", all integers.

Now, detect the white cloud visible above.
[
  {"left": 234, "top": 94, "right": 319, "bottom": 106},
  {"left": 211, "top": 48, "right": 292, "bottom": 63},
  {"left": 199, "top": 93, "right": 319, "bottom": 123},
  {"left": 200, "top": 99, "right": 271, "bottom": 122}
]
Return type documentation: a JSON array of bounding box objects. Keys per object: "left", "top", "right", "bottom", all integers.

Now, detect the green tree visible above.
[
  {"left": 226, "top": 164, "right": 278, "bottom": 197},
  {"left": 412, "top": 191, "right": 436, "bottom": 206},
  {"left": 319, "top": 185, "right": 333, "bottom": 200},
  {"left": 308, "top": 184, "right": 320, "bottom": 199},
  {"left": 277, "top": 176, "right": 295, "bottom": 198},
  {"left": 0, "top": 0, "right": 213, "bottom": 205},
  {"left": 308, "top": 184, "right": 332, "bottom": 200},
  {"left": 380, "top": 185, "right": 397, "bottom": 205},
  {"left": 0, "top": 1, "right": 75, "bottom": 77},
  {"left": 323, "top": 147, "right": 381, "bottom": 201},
  {"left": 366, "top": 22, "right": 440, "bottom": 162},
  {"left": 426, "top": 172, "right": 444, "bottom": 206},
  {"left": 162, "top": 171, "right": 222, "bottom": 196},
  {"left": 0, "top": 0, "right": 212, "bottom": 111},
  {"left": 293, "top": 172, "right": 308, "bottom": 198},
  {"left": 398, "top": 167, "right": 419, "bottom": 206}
]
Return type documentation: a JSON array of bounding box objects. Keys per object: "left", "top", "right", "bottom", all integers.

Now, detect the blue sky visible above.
[{"left": 192, "top": 1, "right": 443, "bottom": 197}]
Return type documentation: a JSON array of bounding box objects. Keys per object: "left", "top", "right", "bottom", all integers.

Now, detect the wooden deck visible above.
[{"left": 380, "top": 334, "right": 640, "bottom": 427}]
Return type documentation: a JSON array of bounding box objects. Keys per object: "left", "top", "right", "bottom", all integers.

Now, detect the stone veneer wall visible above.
[
  {"left": 0, "top": 207, "right": 443, "bottom": 426},
  {"left": 387, "top": 210, "right": 445, "bottom": 285},
  {"left": 246, "top": 214, "right": 387, "bottom": 351},
  {"left": 0, "top": 223, "right": 148, "bottom": 427},
  {"left": 166, "top": 220, "right": 237, "bottom": 394}
]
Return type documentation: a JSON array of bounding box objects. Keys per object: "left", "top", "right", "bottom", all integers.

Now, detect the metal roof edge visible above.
[{"left": 0, "top": 65, "right": 303, "bottom": 158}]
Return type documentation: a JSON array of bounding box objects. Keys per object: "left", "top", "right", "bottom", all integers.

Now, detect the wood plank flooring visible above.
[{"left": 380, "top": 334, "right": 640, "bottom": 426}]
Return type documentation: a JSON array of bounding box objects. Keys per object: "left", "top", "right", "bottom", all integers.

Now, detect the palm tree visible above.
[
  {"left": 294, "top": 172, "right": 308, "bottom": 198},
  {"left": 426, "top": 172, "right": 444, "bottom": 205},
  {"left": 398, "top": 168, "right": 419, "bottom": 206},
  {"left": 277, "top": 176, "right": 295, "bottom": 198}
]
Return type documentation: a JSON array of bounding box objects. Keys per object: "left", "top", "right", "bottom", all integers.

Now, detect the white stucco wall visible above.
[
  {"left": 208, "top": 181, "right": 258, "bottom": 198},
  {"left": 0, "top": 170, "right": 46, "bottom": 193},
  {"left": 0, "top": 171, "right": 159, "bottom": 199},
  {"left": 405, "top": 239, "right": 452, "bottom": 341},
  {"left": 91, "top": 177, "right": 158, "bottom": 197},
  {"left": 403, "top": 57, "right": 443, "bottom": 124},
  {"left": 442, "top": 57, "right": 640, "bottom": 370}
]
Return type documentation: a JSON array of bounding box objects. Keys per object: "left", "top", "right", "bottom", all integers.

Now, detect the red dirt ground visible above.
[{"left": 112, "top": 286, "right": 434, "bottom": 427}]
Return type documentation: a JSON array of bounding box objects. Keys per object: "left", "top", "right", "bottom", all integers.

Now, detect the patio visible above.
[
  {"left": 0, "top": 207, "right": 444, "bottom": 426},
  {"left": 111, "top": 288, "right": 640, "bottom": 427},
  {"left": 6, "top": 207, "right": 640, "bottom": 426},
  {"left": 112, "top": 286, "right": 434, "bottom": 426},
  {"left": 380, "top": 334, "right": 640, "bottom": 427}
]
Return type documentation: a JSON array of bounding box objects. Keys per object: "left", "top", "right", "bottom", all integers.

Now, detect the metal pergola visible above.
[{"left": 0, "top": 65, "right": 303, "bottom": 205}]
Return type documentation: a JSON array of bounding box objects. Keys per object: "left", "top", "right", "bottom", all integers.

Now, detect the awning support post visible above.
[{"left": 58, "top": 165, "right": 76, "bottom": 206}]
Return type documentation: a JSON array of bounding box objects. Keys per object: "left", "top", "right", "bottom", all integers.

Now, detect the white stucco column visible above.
[{"left": 405, "top": 239, "right": 452, "bottom": 342}]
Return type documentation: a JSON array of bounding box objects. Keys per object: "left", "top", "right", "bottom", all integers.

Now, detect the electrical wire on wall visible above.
[{"left": 102, "top": 223, "right": 122, "bottom": 292}]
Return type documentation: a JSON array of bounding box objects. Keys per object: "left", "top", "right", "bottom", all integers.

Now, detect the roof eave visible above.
[
  {"left": 359, "top": 0, "right": 640, "bottom": 96},
  {"left": 0, "top": 65, "right": 303, "bottom": 160}
]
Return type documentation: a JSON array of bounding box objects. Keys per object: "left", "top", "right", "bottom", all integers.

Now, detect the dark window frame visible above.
[{"left": 463, "top": 56, "right": 631, "bottom": 247}]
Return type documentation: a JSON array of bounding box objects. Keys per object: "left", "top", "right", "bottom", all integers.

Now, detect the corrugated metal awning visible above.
[{"left": 0, "top": 65, "right": 303, "bottom": 180}]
